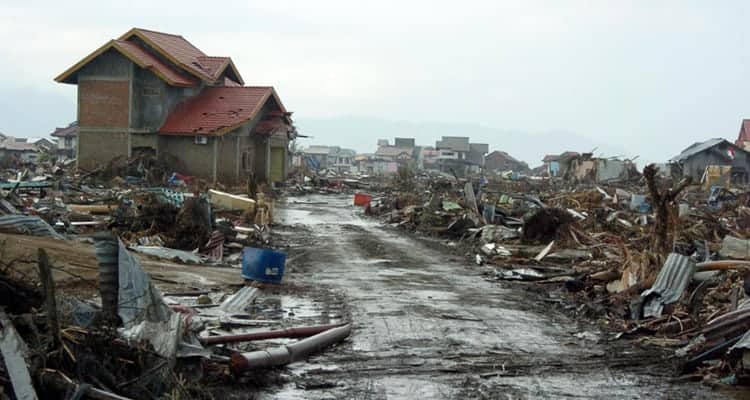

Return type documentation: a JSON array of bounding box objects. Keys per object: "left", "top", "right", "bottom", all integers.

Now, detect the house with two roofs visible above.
[{"left": 55, "top": 28, "right": 295, "bottom": 184}]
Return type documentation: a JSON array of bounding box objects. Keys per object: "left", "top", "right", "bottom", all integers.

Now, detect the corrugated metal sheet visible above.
[
  {"left": 0, "top": 215, "right": 64, "bottom": 239},
  {"left": 202, "top": 230, "right": 224, "bottom": 262},
  {"left": 641, "top": 253, "right": 696, "bottom": 318},
  {"left": 219, "top": 287, "right": 259, "bottom": 314},
  {"left": 730, "top": 328, "right": 750, "bottom": 352},
  {"left": 670, "top": 138, "right": 730, "bottom": 162},
  {"left": 94, "top": 232, "right": 119, "bottom": 322}
]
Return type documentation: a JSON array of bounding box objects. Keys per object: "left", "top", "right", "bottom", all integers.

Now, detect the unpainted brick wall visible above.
[{"left": 79, "top": 80, "right": 130, "bottom": 127}]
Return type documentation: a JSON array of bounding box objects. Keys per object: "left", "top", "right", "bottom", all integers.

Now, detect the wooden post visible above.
[{"left": 37, "top": 248, "right": 60, "bottom": 348}]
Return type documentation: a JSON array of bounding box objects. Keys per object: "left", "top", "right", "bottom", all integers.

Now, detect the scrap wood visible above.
[
  {"left": 534, "top": 241, "right": 555, "bottom": 262},
  {"left": 39, "top": 369, "right": 134, "bottom": 400},
  {"left": 695, "top": 260, "right": 750, "bottom": 272},
  {"left": 0, "top": 308, "right": 38, "bottom": 400}
]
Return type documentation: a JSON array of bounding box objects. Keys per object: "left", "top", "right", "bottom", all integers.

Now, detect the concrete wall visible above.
[
  {"left": 78, "top": 130, "right": 129, "bottom": 170},
  {"left": 130, "top": 133, "right": 159, "bottom": 153},
  {"left": 131, "top": 67, "right": 201, "bottom": 132},
  {"left": 159, "top": 135, "right": 215, "bottom": 179},
  {"left": 216, "top": 134, "right": 239, "bottom": 183},
  {"left": 595, "top": 159, "right": 627, "bottom": 182},
  {"left": 254, "top": 135, "right": 270, "bottom": 183}
]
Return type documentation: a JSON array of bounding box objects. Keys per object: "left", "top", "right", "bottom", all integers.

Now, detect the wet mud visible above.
[{"left": 259, "top": 194, "right": 727, "bottom": 399}]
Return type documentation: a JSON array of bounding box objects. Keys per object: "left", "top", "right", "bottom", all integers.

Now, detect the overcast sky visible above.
[{"left": 2, "top": 1, "right": 750, "bottom": 164}]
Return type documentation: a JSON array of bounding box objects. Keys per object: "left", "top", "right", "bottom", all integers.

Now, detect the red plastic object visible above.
[{"left": 353, "top": 193, "right": 372, "bottom": 207}]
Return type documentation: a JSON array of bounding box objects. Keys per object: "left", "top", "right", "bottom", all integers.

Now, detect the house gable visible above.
[{"left": 55, "top": 40, "right": 196, "bottom": 87}]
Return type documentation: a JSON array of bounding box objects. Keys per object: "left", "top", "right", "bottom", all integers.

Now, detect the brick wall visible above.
[{"left": 79, "top": 80, "right": 130, "bottom": 128}]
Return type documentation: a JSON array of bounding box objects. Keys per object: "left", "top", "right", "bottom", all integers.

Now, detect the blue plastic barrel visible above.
[{"left": 241, "top": 247, "right": 287, "bottom": 283}]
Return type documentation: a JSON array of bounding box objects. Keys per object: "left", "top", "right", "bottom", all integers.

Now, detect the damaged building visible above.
[
  {"left": 565, "top": 154, "right": 639, "bottom": 183},
  {"left": 484, "top": 150, "right": 530, "bottom": 174},
  {"left": 55, "top": 28, "right": 295, "bottom": 184},
  {"left": 669, "top": 138, "right": 750, "bottom": 185}
]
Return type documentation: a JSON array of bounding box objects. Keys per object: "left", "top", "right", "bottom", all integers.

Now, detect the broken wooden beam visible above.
[{"left": 0, "top": 308, "right": 39, "bottom": 400}]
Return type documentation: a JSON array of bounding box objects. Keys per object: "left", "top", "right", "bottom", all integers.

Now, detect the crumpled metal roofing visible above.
[
  {"left": 0, "top": 215, "right": 64, "bottom": 239},
  {"left": 219, "top": 287, "right": 259, "bottom": 314},
  {"left": 641, "top": 253, "right": 696, "bottom": 318}
]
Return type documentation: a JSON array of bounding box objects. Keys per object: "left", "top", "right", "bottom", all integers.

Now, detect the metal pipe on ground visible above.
[
  {"left": 200, "top": 322, "right": 347, "bottom": 345},
  {"left": 230, "top": 323, "right": 352, "bottom": 375}
]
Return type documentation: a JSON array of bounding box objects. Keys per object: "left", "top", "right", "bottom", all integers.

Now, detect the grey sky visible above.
[{"left": 2, "top": 1, "right": 749, "bottom": 165}]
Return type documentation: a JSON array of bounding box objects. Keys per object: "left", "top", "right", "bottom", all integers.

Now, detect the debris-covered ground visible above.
[{"left": 2, "top": 157, "right": 750, "bottom": 399}]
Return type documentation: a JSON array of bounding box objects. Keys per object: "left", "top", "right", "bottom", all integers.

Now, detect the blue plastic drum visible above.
[{"left": 241, "top": 247, "right": 287, "bottom": 283}]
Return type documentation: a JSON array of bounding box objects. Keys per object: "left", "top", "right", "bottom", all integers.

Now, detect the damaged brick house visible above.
[{"left": 55, "top": 28, "right": 295, "bottom": 184}]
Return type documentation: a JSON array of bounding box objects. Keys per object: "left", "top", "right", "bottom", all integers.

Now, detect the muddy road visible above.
[{"left": 261, "top": 194, "right": 722, "bottom": 399}]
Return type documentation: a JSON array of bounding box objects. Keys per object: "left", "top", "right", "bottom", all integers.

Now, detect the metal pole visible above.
[
  {"left": 230, "top": 323, "right": 351, "bottom": 375},
  {"left": 200, "top": 323, "right": 347, "bottom": 346}
]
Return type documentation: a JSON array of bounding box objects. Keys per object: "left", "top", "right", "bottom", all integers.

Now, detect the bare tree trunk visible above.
[{"left": 643, "top": 164, "right": 692, "bottom": 258}]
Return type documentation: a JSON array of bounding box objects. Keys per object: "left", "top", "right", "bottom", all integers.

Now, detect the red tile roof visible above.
[
  {"left": 120, "top": 28, "right": 244, "bottom": 85},
  {"left": 737, "top": 119, "right": 750, "bottom": 147},
  {"left": 197, "top": 56, "right": 230, "bottom": 77},
  {"left": 57, "top": 28, "right": 245, "bottom": 86},
  {"left": 55, "top": 39, "right": 198, "bottom": 87},
  {"left": 51, "top": 122, "right": 78, "bottom": 138},
  {"left": 115, "top": 40, "right": 197, "bottom": 86},
  {"left": 159, "top": 87, "right": 285, "bottom": 136}
]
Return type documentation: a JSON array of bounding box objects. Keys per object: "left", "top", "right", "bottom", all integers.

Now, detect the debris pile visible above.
[
  {"left": 360, "top": 163, "right": 750, "bottom": 385},
  {"left": 0, "top": 159, "right": 353, "bottom": 398}
]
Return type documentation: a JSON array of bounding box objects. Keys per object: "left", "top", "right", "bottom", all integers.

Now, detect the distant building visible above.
[
  {"left": 303, "top": 145, "right": 337, "bottom": 170},
  {"left": 28, "top": 138, "right": 55, "bottom": 152},
  {"left": 484, "top": 151, "right": 529, "bottom": 173},
  {"left": 0, "top": 137, "right": 42, "bottom": 163},
  {"left": 50, "top": 121, "right": 78, "bottom": 158},
  {"left": 736, "top": 119, "right": 750, "bottom": 150},
  {"left": 566, "top": 154, "right": 638, "bottom": 183},
  {"left": 542, "top": 151, "right": 580, "bottom": 177},
  {"left": 468, "top": 143, "right": 489, "bottom": 166},
  {"left": 353, "top": 154, "right": 398, "bottom": 176},
  {"left": 333, "top": 148, "right": 356, "bottom": 173},
  {"left": 436, "top": 136, "right": 471, "bottom": 160},
  {"left": 669, "top": 138, "right": 750, "bottom": 184},
  {"left": 394, "top": 137, "right": 415, "bottom": 148},
  {"left": 434, "top": 136, "right": 488, "bottom": 175},
  {"left": 302, "top": 145, "right": 356, "bottom": 172},
  {"left": 374, "top": 146, "right": 413, "bottom": 162}
]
